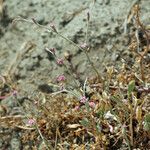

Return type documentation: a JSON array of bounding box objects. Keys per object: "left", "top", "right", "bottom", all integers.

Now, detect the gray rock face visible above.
[
  {"left": 1, "top": 96, "right": 16, "bottom": 107},
  {"left": 10, "top": 137, "right": 21, "bottom": 150}
]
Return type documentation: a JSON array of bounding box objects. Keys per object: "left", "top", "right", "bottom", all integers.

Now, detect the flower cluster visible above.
[
  {"left": 89, "top": 101, "right": 96, "bottom": 108},
  {"left": 57, "top": 75, "right": 66, "bottom": 82},
  {"left": 27, "top": 118, "right": 36, "bottom": 126},
  {"left": 80, "top": 96, "right": 87, "bottom": 103}
]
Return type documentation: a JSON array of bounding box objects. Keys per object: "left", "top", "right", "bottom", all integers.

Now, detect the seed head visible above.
[
  {"left": 45, "top": 47, "right": 56, "bottom": 55},
  {"left": 50, "top": 22, "right": 57, "bottom": 33}
]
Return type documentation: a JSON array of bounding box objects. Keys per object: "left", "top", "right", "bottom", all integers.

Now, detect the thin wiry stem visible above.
[
  {"left": 13, "top": 17, "right": 103, "bottom": 83},
  {"left": 134, "top": 5, "right": 150, "bottom": 82}
]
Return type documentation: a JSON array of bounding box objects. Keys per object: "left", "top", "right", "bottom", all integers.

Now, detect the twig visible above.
[
  {"left": 54, "top": 127, "right": 58, "bottom": 150},
  {"left": 15, "top": 125, "right": 35, "bottom": 130},
  {"left": 134, "top": 5, "right": 150, "bottom": 81},
  {"left": 123, "top": 0, "right": 141, "bottom": 34},
  {"left": 129, "top": 103, "right": 134, "bottom": 147},
  {"left": 90, "top": 84, "right": 150, "bottom": 93},
  {"left": 35, "top": 125, "right": 51, "bottom": 150},
  {"left": 0, "top": 115, "right": 25, "bottom": 120}
]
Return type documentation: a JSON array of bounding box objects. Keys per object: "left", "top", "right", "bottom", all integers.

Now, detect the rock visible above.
[
  {"left": 0, "top": 104, "right": 7, "bottom": 116},
  {"left": 38, "top": 141, "right": 48, "bottom": 150},
  {"left": 10, "top": 138, "right": 21, "bottom": 150},
  {"left": 0, "top": 138, "right": 3, "bottom": 148},
  {"left": 39, "top": 59, "right": 51, "bottom": 68},
  {"left": 38, "top": 84, "right": 54, "bottom": 93},
  {"left": 1, "top": 96, "right": 17, "bottom": 109}
]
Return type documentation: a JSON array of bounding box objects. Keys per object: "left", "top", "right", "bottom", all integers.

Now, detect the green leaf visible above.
[
  {"left": 96, "top": 108, "right": 105, "bottom": 119},
  {"left": 144, "top": 122, "right": 150, "bottom": 131},
  {"left": 144, "top": 114, "right": 150, "bottom": 122},
  {"left": 80, "top": 118, "right": 89, "bottom": 127},
  {"left": 144, "top": 114, "right": 150, "bottom": 131},
  {"left": 128, "top": 80, "right": 135, "bottom": 96},
  {"left": 85, "top": 102, "right": 90, "bottom": 112},
  {"left": 96, "top": 123, "right": 102, "bottom": 133}
]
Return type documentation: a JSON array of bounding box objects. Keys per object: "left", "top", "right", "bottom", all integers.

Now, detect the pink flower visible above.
[
  {"left": 57, "top": 75, "right": 66, "bottom": 82},
  {"left": 89, "top": 102, "right": 96, "bottom": 108},
  {"left": 74, "top": 105, "right": 80, "bottom": 110},
  {"left": 56, "top": 58, "right": 64, "bottom": 65},
  {"left": 80, "top": 42, "right": 88, "bottom": 49},
  {"left": 27, "top": 119, "right": 36, "bottom": 126},
  {"left": 34, "top": 100, "right": 38, "bottom": 105},
  {"left": 12, "top": 90, "right": 17, "bottom": 97},
  {"left": 80, "top": 96, "right": 87, "bottom": 103}
]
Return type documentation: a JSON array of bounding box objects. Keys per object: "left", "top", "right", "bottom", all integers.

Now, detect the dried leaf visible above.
[
  {"left": 135, "top": 106, "right": 142, "bottom": 122},
  {"left": 67, "top": 124, "right": 81, "bottom": 129}
]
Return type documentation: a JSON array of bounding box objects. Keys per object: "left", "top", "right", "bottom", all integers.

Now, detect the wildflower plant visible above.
[{"left": 9, "top": 3, "right": 150, "bottom": 150}]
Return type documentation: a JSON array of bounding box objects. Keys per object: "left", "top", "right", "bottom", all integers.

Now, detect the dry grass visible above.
[{"left": 0, "top": 0, "right": 3, "bottom": 16}]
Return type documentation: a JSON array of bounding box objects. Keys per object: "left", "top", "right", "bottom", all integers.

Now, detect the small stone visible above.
[
  {"left": 10, "top": 138, "right": 21, "bottom": 150},
  {"left": 111, "top": 52, "right": 120, "bottom": 61},
  {"left": 38, "top": 141, "right": 47, "bottom": 150},
  {"left": 0, "top": 105, "right": 7, "bottom": 116},
  {"left": 1, "top": 96, "right": 17, "bottom": 109},
  {"left": 0, "top": 138, "right": 3, "bottom": 148}
]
